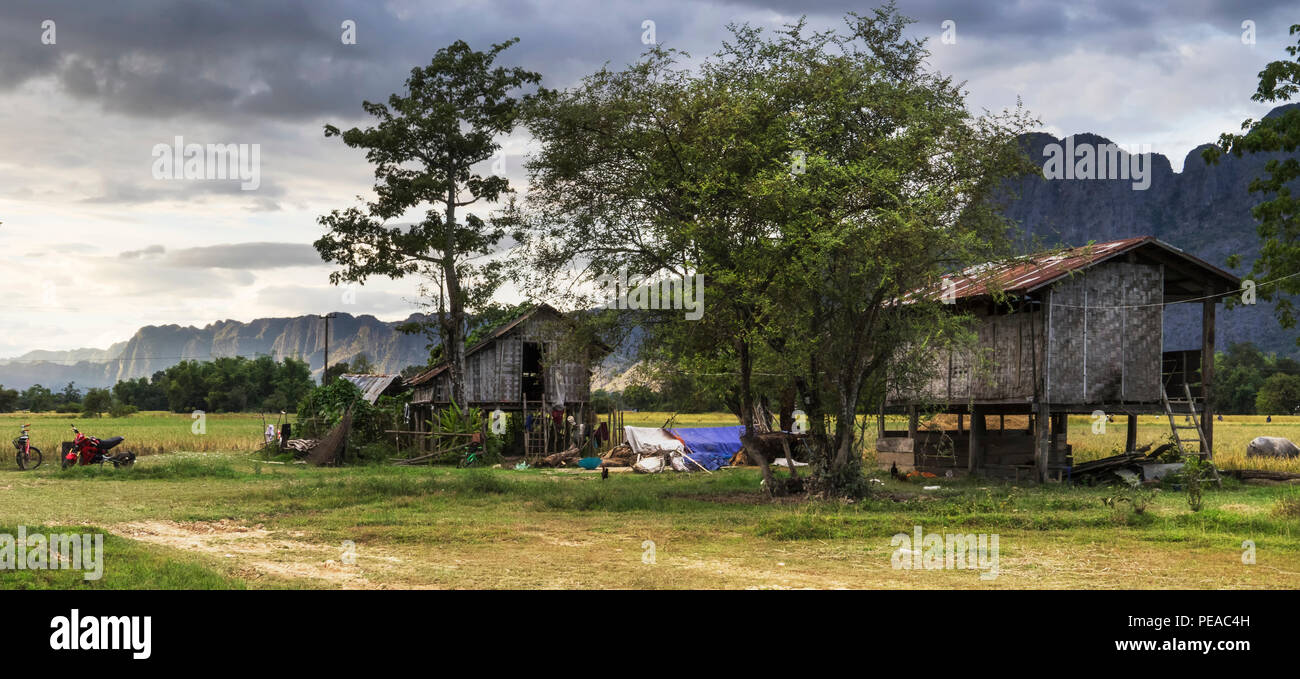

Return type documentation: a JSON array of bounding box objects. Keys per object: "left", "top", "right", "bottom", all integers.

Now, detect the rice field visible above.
[{"left": 0, "top": 411, "right": 272, "bottom": 459}]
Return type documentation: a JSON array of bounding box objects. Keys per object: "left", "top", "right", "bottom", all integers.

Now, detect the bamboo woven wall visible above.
[{"left": 1045, "top": 261, "right": 1162, "bottom": 403}]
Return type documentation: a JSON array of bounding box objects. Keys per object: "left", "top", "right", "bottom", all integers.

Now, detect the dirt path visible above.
[{"left": 111, "top": 520, "right": 393, "bottom": 589}]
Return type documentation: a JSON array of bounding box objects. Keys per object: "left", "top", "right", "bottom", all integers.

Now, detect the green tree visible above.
[
  {"left": 1215, "top": 343, "right": 1269, "bottom": 413},
  {"left": 19, "top": 384, "right": 54, "bottom": 412},
  {"left": 1204, "top": 24, "right": 1300, "bottom": 340},
  {"left": 81, "top": 388, "right": 112, "bottom": 417},
  {"left": 323, "top": 360, "right": 352, "bottom": 383},
  {"left": 1256, "top": 372, "right": 1300, "bottom": 414},
  {"left": 621, "top": 384, "right": 657, "bottom": 411},
  {"left": 0, "top": 385, "right": 18, "bottom": 412},
  {"left": 57, "top": 381, "right": 82, "bottom": 406},
  {"left": 514, "top": 7, "right": 1034, "bottom": 495},
  {"left": 315, "top": 39, "right": 541, "bottom": 406},
  {"left": 272, "top": 357, "right": 315, "bottom": 412},
  {"left": 348, "top": 353, "right": 376, "bottom": 374}
]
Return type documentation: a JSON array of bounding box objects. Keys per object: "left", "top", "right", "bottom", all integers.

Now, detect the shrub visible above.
[{"left": 109, "top": 401, "right": 139, "bottom": 418}]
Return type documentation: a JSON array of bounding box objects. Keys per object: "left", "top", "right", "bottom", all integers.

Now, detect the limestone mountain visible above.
[{"left": 0, "top": 313, "right": 436, "bottom": 391}]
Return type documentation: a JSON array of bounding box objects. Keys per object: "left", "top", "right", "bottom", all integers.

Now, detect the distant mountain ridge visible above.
[{"left": 0, "top": 313, "right": 436, "bottom": 391}]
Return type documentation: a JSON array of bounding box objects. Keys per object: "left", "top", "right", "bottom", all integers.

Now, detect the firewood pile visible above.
[
  {"left": 534, "top": 445, "right": 583, "bottom": 468},
  {"left": 599, "top": 443, "right": 635, "bottom": 467}
]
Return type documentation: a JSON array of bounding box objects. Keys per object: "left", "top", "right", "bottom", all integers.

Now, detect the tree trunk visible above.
[
  {"left": 833, "top": 364, "right": 864, "bottom": 469},
  {"left": 443, "top": 190, "right": 467, "bottom": 406},
  {"left": 737, "top": 338, "right": 778, "bottom": 496}
]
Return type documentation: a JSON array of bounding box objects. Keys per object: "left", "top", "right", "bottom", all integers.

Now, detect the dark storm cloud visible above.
[
  {"left": 4, "top": 1, "right": 1295, "bottom": 126},
  {"left": 0, "top": 0, "right": 686, "bottom": 123}
]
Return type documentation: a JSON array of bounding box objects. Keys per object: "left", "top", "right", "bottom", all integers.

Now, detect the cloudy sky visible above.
[{"left": 0, "top": 0, "right": 1295, "bottom": 357}]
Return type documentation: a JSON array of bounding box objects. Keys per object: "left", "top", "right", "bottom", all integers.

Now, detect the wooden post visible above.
[
  {"left": 1201, "top": 297, "right": 1216, "bottom": 458},
  {"left": 957, "top": 412, "right": 964, "bottom": 435},
  {"left": 1126, "top": 414, "right": 1138, "bottom": 453},
  {"left": 907, "top": 406, "right": 918, "bottom": 440},
  {"left": 1035, "top": 403, "right": 1050, "bottom": 483},
  {"left": 968, "top": 406, "right": 985, "bottom": 474}
]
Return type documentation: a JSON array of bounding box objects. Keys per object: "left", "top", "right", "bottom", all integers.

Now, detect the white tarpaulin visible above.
[{"left": 623, "top": 426, "right": 685, "bottom": 455}]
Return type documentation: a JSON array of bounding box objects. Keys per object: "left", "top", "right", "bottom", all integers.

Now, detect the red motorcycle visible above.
[{"left": 62, "top": 424, "right": 135, "bottom": 469}]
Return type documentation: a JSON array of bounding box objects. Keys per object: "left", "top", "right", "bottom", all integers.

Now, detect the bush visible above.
[
  {"left": 1179, "top": 455, "right": 1211, "bottom": 512},
  {"left": 1274, "top": 496, "right": 1300, "bottom": 519},
  {"left": 109, "top": 401, "right": 139, "bottom": 418},
  {"left": 353, "top": 441, "right": 399, "bottom": 465},
  {"left": 295, "top": 379, "right": 406, "bottom": 455}
]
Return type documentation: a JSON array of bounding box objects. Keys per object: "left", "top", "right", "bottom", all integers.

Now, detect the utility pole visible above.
[{"left": 321, "top": 313, "right": 338, "bottom": 384}]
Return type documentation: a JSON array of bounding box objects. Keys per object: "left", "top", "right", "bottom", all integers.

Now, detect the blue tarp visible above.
[{"left": 668, "top": 425, "right": 746, "bottom": 471}]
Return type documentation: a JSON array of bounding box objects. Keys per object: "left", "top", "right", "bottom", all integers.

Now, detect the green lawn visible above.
[{"left": 2, "top": 450, "right": 1297, "bottom": 589}]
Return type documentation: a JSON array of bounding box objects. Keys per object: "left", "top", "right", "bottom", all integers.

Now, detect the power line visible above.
[{"left": 1044, "top": 270, "right": 1300, "bottom": 310}]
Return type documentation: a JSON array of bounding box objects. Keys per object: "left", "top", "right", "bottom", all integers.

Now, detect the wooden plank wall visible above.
[
  {"left": 909, "top": 308, "right": 1043, "bottom": 403},
  {"left": 419, "top": 311, "right": 591, "bottom": 405}
]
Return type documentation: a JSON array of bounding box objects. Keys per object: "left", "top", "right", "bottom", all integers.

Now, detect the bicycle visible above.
[
  {"left": 458, "top": 431, "right": 485, "bottom": 468},
  {"left": 13, "top": 424, "right": 42, "bottom": 471}
]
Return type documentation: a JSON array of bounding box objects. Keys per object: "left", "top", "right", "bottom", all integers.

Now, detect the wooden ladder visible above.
[
  {"left": 1162, "top": 382, "right": 1207, "bottom": 457},
  {"left": 1161, "top": 382, "right": 1222, "bottom": 486}
]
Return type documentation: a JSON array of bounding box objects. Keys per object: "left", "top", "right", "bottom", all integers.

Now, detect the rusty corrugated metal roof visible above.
[
  {"left": 927, "top": 236, "right": 1239, "bottom": 302},
  {"left": 340, "top": 373, "right": 402, "bottom": 404},
  {"left": 405, "top": 305, "right": 557, "bottom": 388}
]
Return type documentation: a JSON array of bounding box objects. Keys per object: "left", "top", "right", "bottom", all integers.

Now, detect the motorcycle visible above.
[
  {"left": 13, "top": 423, "right": 42, "bottom": 470},
  {"left": 62, "top": 424, "right": 135, "bottom": 469}
]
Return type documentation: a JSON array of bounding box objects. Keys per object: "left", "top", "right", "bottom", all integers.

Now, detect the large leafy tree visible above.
[
  {"left": 315, "top": 39, "right": 540, "bottom": 405},
  {"left": 513, "top": 7, "right": 1034, "bottom": 496},
  {"left": 1204, "top": 24, "right": 1300, "bottom": 340}
]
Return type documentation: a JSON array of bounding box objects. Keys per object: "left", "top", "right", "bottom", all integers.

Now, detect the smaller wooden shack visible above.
[{"left": 405, "top": 304, "right": 605, "bottom": 455}]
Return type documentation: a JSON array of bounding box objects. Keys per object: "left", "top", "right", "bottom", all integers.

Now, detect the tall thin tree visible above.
[{"left": 316, "top": 39, "right": 541, "bottom": 404}]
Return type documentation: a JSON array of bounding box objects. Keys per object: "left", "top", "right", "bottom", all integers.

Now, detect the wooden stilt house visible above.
[{"left": 881, "top": 236, "right": 1241, "bottom": 482}]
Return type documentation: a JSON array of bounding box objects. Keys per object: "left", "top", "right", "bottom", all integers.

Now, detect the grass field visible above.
[
  {"left": 1, "top": 445, "right": 1298, "bottom": 589},
  {"left": 2, "top": 409, "right": 1296, "bottom": 589}
]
